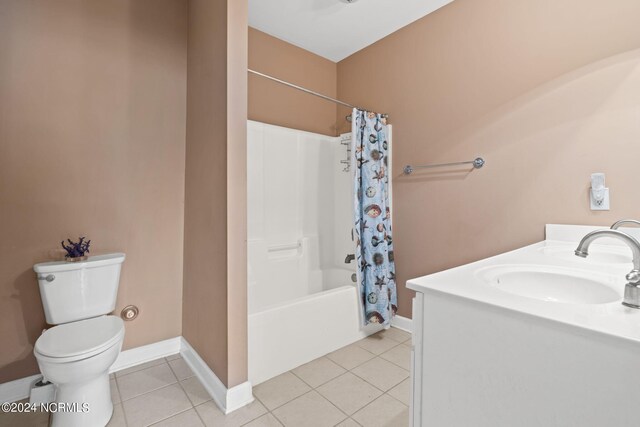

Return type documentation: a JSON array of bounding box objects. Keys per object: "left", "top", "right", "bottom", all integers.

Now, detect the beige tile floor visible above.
[{"left": 0, "top": 328, "right": 411, "bottom": 427}]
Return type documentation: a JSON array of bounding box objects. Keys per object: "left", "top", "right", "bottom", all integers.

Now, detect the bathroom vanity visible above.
[{"left": 407, "top": 225, "right": 640, "bottom": 427}]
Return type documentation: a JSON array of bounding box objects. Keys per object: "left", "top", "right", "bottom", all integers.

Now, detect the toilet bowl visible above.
[{"left": 34, "top": 315, "right": 125, "bottom": 427}]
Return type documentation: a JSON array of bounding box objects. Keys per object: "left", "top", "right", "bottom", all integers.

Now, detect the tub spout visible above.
[{"left": 344, "top": 254, "right": 355, "bottom": 264}]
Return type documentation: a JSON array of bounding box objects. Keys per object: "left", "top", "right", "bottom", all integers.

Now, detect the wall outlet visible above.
[{"left": 590, "top": 187, "right": 610, "bottom": 210}]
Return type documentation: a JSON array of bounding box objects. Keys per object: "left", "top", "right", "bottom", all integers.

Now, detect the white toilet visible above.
[{"left": 33, "top": 253, "right": 126, "bottom": 427}]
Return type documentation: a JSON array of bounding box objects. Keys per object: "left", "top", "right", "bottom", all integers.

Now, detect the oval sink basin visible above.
[
  {"left": 478, "top": 265, "right": 621, "bottom": 304},
  {"left": 541, "top": 244, "right": 631, "bottom": 265}
]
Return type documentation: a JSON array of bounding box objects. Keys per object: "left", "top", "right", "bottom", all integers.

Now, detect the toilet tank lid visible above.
[
  {"left": 35, "top": 315, "right": 125, "bottom": 359},
  {"left": 33, "top": 253, "right": 125, "bottom": 274}
]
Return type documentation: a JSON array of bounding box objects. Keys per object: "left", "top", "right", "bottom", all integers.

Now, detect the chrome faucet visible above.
[
  {"left": 575, "top": 229, "right": 640, "bottom": 309},
  {"left": 611, "top": 219, "right": 640, "bottom": 230},
  {"left": 344, "top": 254, "right": 355, "bottom": 264}
]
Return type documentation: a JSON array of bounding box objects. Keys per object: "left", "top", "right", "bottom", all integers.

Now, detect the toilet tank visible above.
[{"left": 33, "top": 253, "right": 125, "bottom": 325}]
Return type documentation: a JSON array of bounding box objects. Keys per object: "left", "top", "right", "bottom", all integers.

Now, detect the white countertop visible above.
[{"left": 407, "top": 225, "right": 640, "bottom": 344}]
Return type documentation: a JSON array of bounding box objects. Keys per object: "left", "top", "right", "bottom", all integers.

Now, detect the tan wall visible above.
[
  {"left": 249, "top": 28, "right": 338, "bottom": 136},
  {"left": 0, "top": 0, "right": 187, "bottom": 383},
  {"left": 183, "top": 0, "right": 248, "bottom": 388},
  {"left": 337, "top": 0, "right": 640, "bottom": 318}
]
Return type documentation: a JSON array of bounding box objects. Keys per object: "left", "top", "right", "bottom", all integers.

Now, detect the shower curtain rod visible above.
[{"left": 248, "top": 69, "right": 387, "bottom": 120}]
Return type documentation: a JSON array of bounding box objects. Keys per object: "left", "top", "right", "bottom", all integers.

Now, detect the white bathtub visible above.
[
  {"left": 247, "top": 121, "right": 382, "bottom": 385},
  {"left": 248, "top": 268, "right": 381, "bottom": 385}
]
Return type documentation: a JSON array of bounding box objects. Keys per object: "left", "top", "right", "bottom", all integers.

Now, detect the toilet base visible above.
[
  {"left": 34, "top": 322, "right": 124, "bottom": 427},
  {"left": 50, "top": 373, "right": 113, "bottom": 427}
]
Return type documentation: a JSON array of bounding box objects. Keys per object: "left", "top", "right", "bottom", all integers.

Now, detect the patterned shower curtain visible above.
[{"left": 352, "top": 109, "right": 397, "bottom": 326}]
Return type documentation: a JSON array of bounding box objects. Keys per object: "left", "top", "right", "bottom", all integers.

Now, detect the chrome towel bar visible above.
[{"left": 403, "top": 157, "right": 485, "bottom": 175}]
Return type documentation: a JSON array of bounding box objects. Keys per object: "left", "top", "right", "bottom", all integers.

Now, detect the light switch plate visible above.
[{"left": 590, "top": 188, "right": 610, "bottom": 210}]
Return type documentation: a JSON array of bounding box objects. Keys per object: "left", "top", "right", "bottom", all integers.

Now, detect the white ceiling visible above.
[{"left": 248, "top": 0, "right": 455, "bottom": 62}]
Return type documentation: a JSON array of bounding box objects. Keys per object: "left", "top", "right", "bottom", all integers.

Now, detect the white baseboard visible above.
[
  {"left": 180, "top": 338, "right": 253, "bottom": 414},
  {"left": 110, "top": 336, "right": 182, "bottom": 373},
  {"left": 111, "top": 335, "right": 254, "bottom": 414},
  {"left": 0, "top": 374, "right": 41, "bottom": 404},
  {"left": 391, "top": 315, "right": 413, "bottom": 333}
]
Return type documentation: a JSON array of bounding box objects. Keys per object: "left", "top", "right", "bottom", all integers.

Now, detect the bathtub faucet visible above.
[
  {"left": 575, "top": 229, "right": 640, "bottom": 309},
  {"left": 344, "top": 254, "right": 355, "bottom": 264}
]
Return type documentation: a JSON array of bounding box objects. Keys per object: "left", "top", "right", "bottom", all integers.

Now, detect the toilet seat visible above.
[{"left": 35, "top": 315, "right": 125, "bottom": 363}]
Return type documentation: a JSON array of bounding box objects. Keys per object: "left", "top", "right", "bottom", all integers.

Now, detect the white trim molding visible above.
[
  {"left": 110, "top": 336, "right": 182, "bottom": 373},
  {"left": 391, "top": 315, "right": 413, "bottom": 333},
  {"left": 0, "top": 374, "right": 41, "bottom": 404},
  {"left": 180, "top": 338, "right": 253, "bottom": 414}
]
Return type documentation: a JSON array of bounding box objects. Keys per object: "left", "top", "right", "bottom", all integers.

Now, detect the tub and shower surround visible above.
[{"left": 247, "top": 121, "right": 381, "bottom": 385}]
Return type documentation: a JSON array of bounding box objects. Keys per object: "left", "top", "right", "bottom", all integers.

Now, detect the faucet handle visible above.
[{"left": 626, "top": 270, "right": 640, "bottom": 284}]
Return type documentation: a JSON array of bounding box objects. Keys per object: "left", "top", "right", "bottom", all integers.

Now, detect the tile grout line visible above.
[
  {"left": 352, "top": 340, "right": 406, "bottom": 363},
  {"left": 379, "top": 351, "right": 411, "bottom": 371},
  {"left": 118, "top": 378, "right": 180, "bottom": 404},
  {"left": 117, "top": 359, "right": 181, "bottom": 402},
  {"left": 313, "top": 368, "right": 398, "bottom": 416},
  {"left": 288, "top": 362, "right": 345, "bottom": 390},
  {"left": 249, "top": 392, "right": 267, "bottom": 410},
  {"left": 321, "top": 336, "right": 412, "bottom": 418},
  {"left": 113, "top": 375, "right": 129, "bottom": 427},
  {"left": 144, "top": 359, "right": 200, "bottom": 426},
  {"left": 383, "top": 390, "right": 409, "bottom": 408},
  {"left": 385, "top": 378, "right": 411, "bottom": 403},
  {"left": 326, "top": 341, "right": 377, "bottom": 369},
  {"left": 271, "top": 388, "right": 349, "bottom": 427},
  {"left": 237, "top": 408, "right": 282, "bottom": 427},
  {"left": 165, "top": 358, "right": 183, "bottom": 383},
  {"left": 179, "top": 380, "right": 213, "bottom": 407},
  {"left": 256, "top": 385, "right": 310, "bottom": 413},
  {"left": 339, "top": 352, "right": 409, "bottom": 393},
  {"left": 173, "top": 373, "right": 209, "bottom": 427},
  {"left": 347, "top": 361, "right": 409, "bottom": 397},
  {"left": 236, "top": 407, "right": 277, "bottom": 427},
  {"left": 350, "top": 354, "right": 409, "bottom": 375},
  {"left": 288, "top": 370, "right": 350, "bottom": 424},
  {"left": 148, "top": 407, "right": 195, "bottom": 427},
  {"left": 114, "top": 359, "right": 167, "bottom": 379},
  {"left": 237, "top": 391, "right": 276, "bottom": 427},
  {"left": 116, "top": 356, "right": 208, "bottom": 426},
  {"left": 337, "top": 417, "right": 364, "bottom": 427}
]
